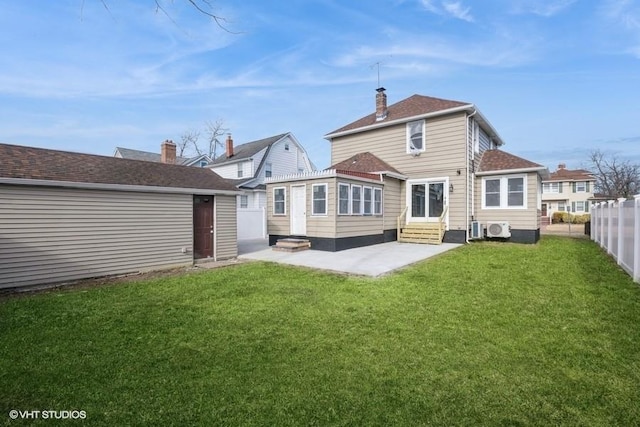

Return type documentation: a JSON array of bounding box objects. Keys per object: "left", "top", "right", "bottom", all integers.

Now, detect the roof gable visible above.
[
  {"left": 548, "top": 168, "right": 594, "bottom": 182},
  {"left": 327, "top": 94, "right": 469, "bottom": 136},
  {"left": 211, "top": 133, "right": 288, "bottom": 165},
  {"left": 1, "top": 143, "right": 238, "bottom": 192},
  {"left": 478, "top": 149, "right": 544, "bottom": 173}
]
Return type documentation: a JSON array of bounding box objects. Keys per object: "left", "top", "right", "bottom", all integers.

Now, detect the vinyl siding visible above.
[
  {"left": 474, "top": 172, "right": 540, "bottom": 229},
  {"left": 266, "top": 137, "right": 312, "bottom": 179},
  {"left": 335, "top": 178, "right": 384, "bottom": 238},
  {"left": 331, "top": 112, "right": 468, "bottom": 230},
  {"left": 211, "top": 160, "right": 252, "bottom": 180},
  {"left": 215, "top": 195, "right": 238, "bottom": 260},
  {"left": 0, "top": 185, "right": 194, "bottom": 289},
  {"left": 383, "top": 177, "right": 402, "bottom": 231},
  {"left": 307, "top": 180, "right": 335, "bottom": 238}
]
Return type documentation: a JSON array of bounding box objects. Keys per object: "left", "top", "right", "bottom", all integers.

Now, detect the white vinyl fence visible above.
[
  {"left": 237, "top": 208, "right": 267, "bottom": 240},
  {"left": 591, "top": 195, "right": 640, "bottom": 283}
]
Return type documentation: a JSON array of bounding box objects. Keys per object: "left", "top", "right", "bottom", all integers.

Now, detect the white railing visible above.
[{"left": 591, "top": 195, "right": 640, "bottom": 283}]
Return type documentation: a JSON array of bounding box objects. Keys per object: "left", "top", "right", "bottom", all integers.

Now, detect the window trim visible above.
[
  {"left": 363, "top": 186, "right": 373, "bottom": 216},
  {"left": 373, "top": 188, "right": 383, "bottom": 215},
  {"left": 273, "top": 187, "right": 286, "bottom": 216},
  {"left": 351, "top": 185, "right": 362, "bottom": 215},
  {"left": 338, "top": 183, "right": 351, "bottom": 215},
  {"left": 406, "top": 120, "right": 426, "bottom": 154},
  {"left": 237, "top": 162, "right": 243, "bottom": 178},
  {"left": 265, "top": 162, "right": 272, "bottom": 178},
  {"left": 575, "top": 181, "right": 586, "bottom": 192},
  {"left": 482, "top": 175, "right": 528, "bottom": 209},
  {"left": 543, "top": 182, "right": 560, "bottom": 193},
  {"left": 239, "top": 195, "right": 248, "bottom": 209},
  {"left": 311, "top": 183, "right": 328, "bottom": 216}
]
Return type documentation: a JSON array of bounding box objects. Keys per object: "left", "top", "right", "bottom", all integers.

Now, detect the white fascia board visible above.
[
  {"left": 378, "top": 171, "right": 408, "bottom": 180},
  {"left": 476, "top": 167, "right": 548, "bottom": 177},
  {"left": 324, "top": 104, "right": 474, "bottom": 140},
  {"left": 472, "top": 108, "right": 505, "bottom": 147},
  {"left": 0, "top": 178, "right": 242, "bottom": 196}
]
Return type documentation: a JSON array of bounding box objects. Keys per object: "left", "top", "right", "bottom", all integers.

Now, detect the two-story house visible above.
[
  {"left": 265, "top": 89, "right": 548, "bottom": 251},
  {"left": 541, "top": 163, "right": 596, "bottom": 222}
]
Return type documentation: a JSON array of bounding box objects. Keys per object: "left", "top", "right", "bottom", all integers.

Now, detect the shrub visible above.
[
  {"left": 571, "top": 214, "right": 590, "bottom": 224},
  {"left": 551, "top": 212, "right": 590, "bottom": 224},
  {"left": 552, "top": 212, "right": 568, "bottom": 223}
]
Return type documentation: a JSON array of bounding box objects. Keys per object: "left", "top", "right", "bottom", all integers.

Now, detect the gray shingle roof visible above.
[
  {"left": 115, "top": 146, "right": 198, "bottom": 165},
  {"left": 211, "top": 133, "right": 288, "bottom": 165},
  {"left": 0, "top": 143, "right": 238, "bottom": 192}
]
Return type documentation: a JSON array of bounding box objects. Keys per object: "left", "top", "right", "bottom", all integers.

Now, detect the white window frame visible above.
[
  {"left": 363, "top": 186, "right": 373, "bottom": 215},
  {"left": 312, "top": 183, "right": 328, "bottom": 216},
  {"left": 373, "top": 188, "right": 383, "bottom": 215},
  {"left": 265, "top": 163, "right": 273, "bottom": 178},
  {"left": 199, "top": 160, "right": 208, "bottom": 167},
  {"left": 237, "top": 162, "right": 243, "bottom": 178},
  {"left": 575, "top": 181, "right": 586, "bottom": 192},
  {"left": 406, "top": 120, "right": 426, "bottom": 154},
  {"left": 239, "top": 195, "right": 248, "bottom": 209},
  {"left": 575, "top": 201, "right": 585, "bottom": 212},
  {"left": 338, "top": 183, "right": 350, "bottom": 215},
  {"left": 543, "top": 182, "right": 559, "bottom": 193},
  {"left": 482, "top": 175, "right": 528, "bottom": 209},
  {"left": 558, "top": 202, "right": 566, "bottom": 212},
  {"left": 351, "top": 185, "right": 362, "bottom": 215},
  {"left": 273, "top": 187, "right": 286, "bottom": 216}
]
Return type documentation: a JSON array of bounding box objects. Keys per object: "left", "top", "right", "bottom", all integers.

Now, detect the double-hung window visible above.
[
  {"left": 239, "top": 195, "right": 248, "bottom": 209},
  {"left": 338, "top": 183, "right": 350, "bottom": 215},
  {"left": 351, "top": 185, "right": 362, "bottom": 215},
  {"left": 363, "top": 187, "right": 373, "bottom": 215},
  {"left": 575, "top": 181, "right": 586, "bottom": 192},
  {"left": 265, "top": 163, "right": 272, "bottom": 178},
  {"left": 237, "top": 163, "right": 243, "bottom": 178},
  {"left": 273, "top": 187, "right": 286, "bottom": 215},
  {"left": 312, "top": 184, "right": 327, "bottom": 215},
  {"left": 373, "top": 188, "right": 383, "bottom": 215},
  {"left": 483, "top": 175, "right": 527, "bottom": 209},
  {"left": 543, "top": 182, "right": 559, "bottom": 193}
]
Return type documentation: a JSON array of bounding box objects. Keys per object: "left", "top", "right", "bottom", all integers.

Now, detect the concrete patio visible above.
[{"left": 237, "top": 239, "right": 461, "bottom": 277}]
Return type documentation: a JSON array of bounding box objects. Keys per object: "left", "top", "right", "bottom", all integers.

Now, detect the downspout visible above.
[{"left": 466, "top": 109, "right": 477, "bottom": 243}]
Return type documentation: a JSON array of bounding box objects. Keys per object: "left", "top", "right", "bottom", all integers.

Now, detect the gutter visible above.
[
  {"left": 476, "top": 166, "right": 548, "bottom": 177},
  {"left": 466, "top": 109, "right": 477, "bottom": 243},
  {"left": 0, "top": 178, "right": 242, "bottom": 196}
]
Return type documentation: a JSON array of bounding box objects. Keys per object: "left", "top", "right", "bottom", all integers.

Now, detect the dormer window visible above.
[
  {"left": 284, "top": 143, "right": 290, "bottom": 151},
  {"left": 406, "top": 120, "right": 425, "bottom": 153}
]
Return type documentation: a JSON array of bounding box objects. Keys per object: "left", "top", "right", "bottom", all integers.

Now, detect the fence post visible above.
[
  {"left": 600, "top": 202, "right": 606, "bottom": 248},
  {"left": 617, "top": 198, "right": 626, "bottom": 266},
  {"left": 634, "top": 195, "right": 640, "bottom": 283},
  {"left": 607, "top": 200, "right": 615, "bottom": 254},
  {"left": 591, "top": 203, "right": 596, "bottom": 241}
]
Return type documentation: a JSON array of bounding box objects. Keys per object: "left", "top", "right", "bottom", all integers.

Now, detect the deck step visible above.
[
  {"left": 399, "top": 223, "right": 444, "bottom": 245},
  {"left": 398, "top": 237, "right": 443, "bottom": 244},
  {"left": 273, "top": 238, "right": 311, "bottom": 252}
]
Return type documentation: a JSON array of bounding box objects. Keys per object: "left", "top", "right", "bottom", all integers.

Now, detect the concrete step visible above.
[
  {"left": 398, "top": 237, "right": 443, "bottom": 245},
  {"left": 274, "top": 238, "right": 310, "bottom": 252}
]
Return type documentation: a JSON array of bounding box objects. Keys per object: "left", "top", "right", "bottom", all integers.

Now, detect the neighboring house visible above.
[
  {"left": 266, "top": 88, "right": 548, "bottom": 251},
  {"left": 209, "top": 132, "right": 315, "bottom": 210},
  {"left": 0, "top": 143, "right": 239, "bottom": 289},
  {"left": 541, "top": 163, "right": 596, "bottom": 222},
  {"left": 114, "top": 141, "right": 213, "bottom": 167}
]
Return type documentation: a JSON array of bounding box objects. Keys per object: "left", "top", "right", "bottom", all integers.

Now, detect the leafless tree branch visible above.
[
  {"left": 588, "top": 149, "right": 640, "bottom": 198},
  {"left": 205, "top": 119, "right": 229, "bottom": 159}
]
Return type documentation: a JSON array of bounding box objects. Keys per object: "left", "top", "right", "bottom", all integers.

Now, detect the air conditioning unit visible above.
[
  {"left": 470, "top": 221, "right": 484, "bottom": 239},
  {"left": 487, "top": 221, "right": 511, "bottom": 238}
]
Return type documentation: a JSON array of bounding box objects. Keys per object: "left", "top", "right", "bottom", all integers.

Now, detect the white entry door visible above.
[
  {"left": 290, "top": 185, "right": 307, "bottom": 235},
  {"left": 407, "top": 178, "right": 448, "bottom": 223}
]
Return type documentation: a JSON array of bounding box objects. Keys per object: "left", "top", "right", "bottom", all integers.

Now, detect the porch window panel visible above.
[
  {"left": 363, "top": 187, "right": 373, "bottom": 215},
  {"left": 507, "top": 177, "right": 524, "bottom": 207},
  {"left": 338, "top": 183, "right": 350, "bottom": 215},
  {"left": 485, "top": 179, "right": 501, "bottom": 207},
  {"left": 312, "top": 184, "right": 327, "bottom": 215},
  {"left": 351, "top": 185, "right": 362, "bottom": 215},
  {"left": 374, "top": 188, "right": 383, "bottom": 215},
  {"left": 273, "top": 187, "right": 286, "bottom": 215}
]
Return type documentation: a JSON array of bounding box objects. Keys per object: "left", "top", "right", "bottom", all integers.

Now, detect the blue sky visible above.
[{"left": 1, "top": 0, "right": 639, "bottom": 170}]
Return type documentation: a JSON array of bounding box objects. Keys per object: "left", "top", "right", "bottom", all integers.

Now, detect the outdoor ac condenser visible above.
[
  {"left": 486, "top": 221, "right": 511, "bottom": 238},
  {"left": 470, "top": 221, "right": 484, "bottom": 239}
]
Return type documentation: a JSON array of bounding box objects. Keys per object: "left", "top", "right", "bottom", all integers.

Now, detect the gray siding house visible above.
[
  {"left": 0, "top": 143, "right": 239, "bottom": 289},
  {"left": 266, "top": 89, "right": 548, "bottom": 250}
]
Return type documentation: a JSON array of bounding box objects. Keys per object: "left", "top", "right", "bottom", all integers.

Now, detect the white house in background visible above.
[
  {"left": 542, "top": 163, "right": 596, "bottom": 222},
  {"left": 209, "top": 132, "right": 315, "bottom": 210},
  {"left": 114, "top": 142, "right": 212, "bottom": 167}
]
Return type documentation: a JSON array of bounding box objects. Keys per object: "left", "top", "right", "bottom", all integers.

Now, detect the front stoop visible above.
[
  {"left": 399, "top": 223, "right": 444, "bottom": 245},
  {"left": 273, "top": 238, "right": 311, "bottom": 252}
]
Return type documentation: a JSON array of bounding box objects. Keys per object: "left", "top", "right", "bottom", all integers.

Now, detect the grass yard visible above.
[{"left": 1, "top": 236, "right": 640, "bottom": 426}]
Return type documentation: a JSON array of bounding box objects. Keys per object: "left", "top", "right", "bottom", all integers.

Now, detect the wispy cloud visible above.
[
  {"left": 599, "top": 0, "right": 640, "bottom": 57},
  {"left": 510, "top": 0, "right": 577, "bottom": 17},
  {"left": 420, "top": 0, "right": 474, "bottom": 22}
]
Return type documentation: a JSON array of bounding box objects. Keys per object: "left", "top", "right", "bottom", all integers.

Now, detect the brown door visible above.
[
  {"left": 194, "top": 196, "right": 214, "bottom": 259},
  {"left": 542, "top": 203, "right": 548, "bottom": 217}
]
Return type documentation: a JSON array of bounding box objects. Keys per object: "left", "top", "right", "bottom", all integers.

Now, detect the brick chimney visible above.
[
  {"left": 375, "top": 87, "right": 388, "bottom": 121},
  {"left": 161, "top": 140, "right": 176, "bottom": 164},
  {"left": 225, "top": 134, "right": 234, "bottom": 158},
  {"left": 558, "top": 163, "right": 566, "bottom": 170}
]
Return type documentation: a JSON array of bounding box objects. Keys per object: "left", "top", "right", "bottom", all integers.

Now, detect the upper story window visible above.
[
  {"left": 239, "top": 195, "right": 248, "bottom": 209},
  {"left": 575, "top": 181, "right": 586, "bottom": 192},
  {"left": 284, "top": 143, "right": 290, "bottom": 151},
  {"left": 265, "top": 163, "right": 272, "bottom": 178},
  {"left": 273, "top": 187, "right": 286, "bottom": 215},
  {"left": 482, "top": 175, "right": 527, "bottom": 209},
  {"left": 199, "top": 160, "right": 208, "bottom": 168},
  {"left": 406, "top": 120, "right": 425, "bottom": 153},
  {"left": 237, "top": 163, "right": 243, "bottom": 178},
  {"left": 543, "top": 182, "right": 560, "bottom": 193},
  {"left": 312, "top": 184, "right": 327, "bottom": 216}
]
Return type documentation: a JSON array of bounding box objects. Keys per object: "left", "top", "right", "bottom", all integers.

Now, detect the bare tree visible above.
[
  {"left": 204, "top": 119, "right": 229, "bottom": 159},
  {"left": 177, "top": 129, "right": 200, "bottom": 157},
  {"left": 588, "top": 149, "right": 640, "bottom": 198}
]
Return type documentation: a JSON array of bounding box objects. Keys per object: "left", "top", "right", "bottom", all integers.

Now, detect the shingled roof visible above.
[
  {"left": 211, "top": 133, "right": 288, "bottom": 165},
  {"left": 327, "top": 94, "right": 470, "bottom": 136},
  {"left": 329, "top": 152, "right": 402, "bottom": 175},
  {"left": 0, "top": 143, "right": 239, "bottom": 193},
  {"left": 115, "top": 146, "right": 193, "bottom": 165},
  {"left": 478, "top": 149, "right": 546, "bottom": 174},
  {"left": 547, "top": 167, "right": 594, "bottom": 182}
]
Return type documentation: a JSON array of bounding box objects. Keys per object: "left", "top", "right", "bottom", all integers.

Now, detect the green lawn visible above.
[{"left": 1, "top": 236, "right": 640, "bottom": 426}]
